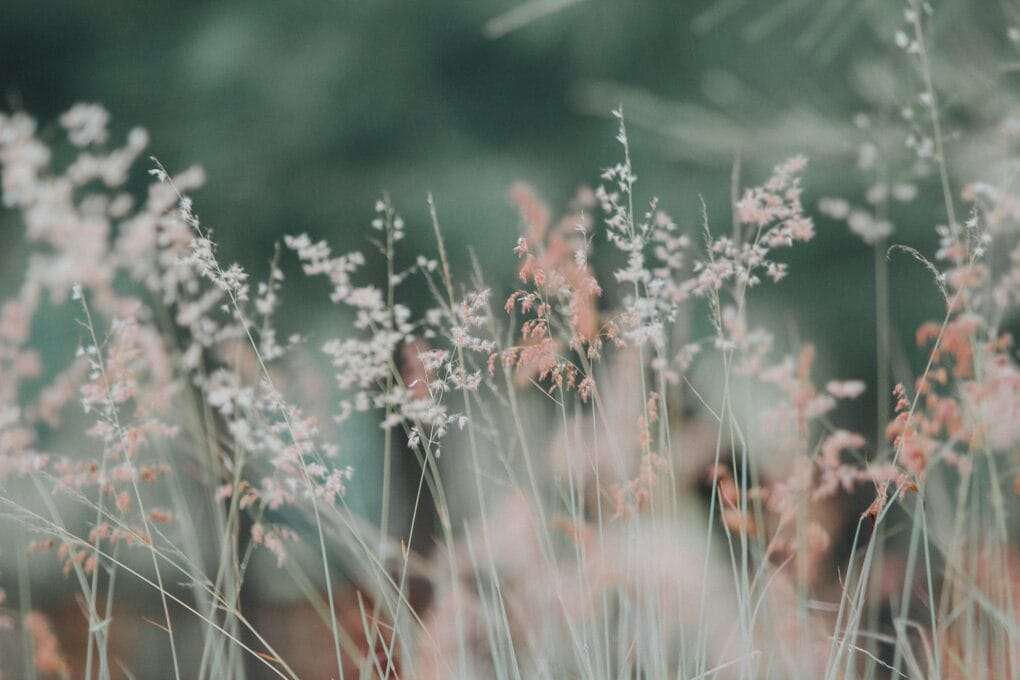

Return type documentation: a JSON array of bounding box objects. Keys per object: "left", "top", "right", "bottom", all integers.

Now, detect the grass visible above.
[{"left": 1, "top": 5, "right": 1020, "bottom": 679}]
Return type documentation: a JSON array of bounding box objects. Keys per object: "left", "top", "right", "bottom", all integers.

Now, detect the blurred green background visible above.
[{"left": 2, "top": 0, "right": 1015, "bottom": 491}]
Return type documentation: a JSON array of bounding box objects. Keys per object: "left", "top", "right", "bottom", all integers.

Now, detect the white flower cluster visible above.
[
  {"left": 287, "top": 199, "right": 460, "bottom": 440},
  {"left": 686, "top": 157, "right": 813, "bottom": 299}
]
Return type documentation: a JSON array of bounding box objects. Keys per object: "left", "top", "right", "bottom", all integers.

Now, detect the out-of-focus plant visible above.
[{"left": 1, "top": 2, "right": 1020, "bottom": 679}]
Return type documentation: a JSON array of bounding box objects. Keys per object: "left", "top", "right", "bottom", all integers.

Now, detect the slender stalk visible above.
[
  {"left": 907, "top": 0, "right": 958, "bottom": 237},
  {"left": 78, "top": 294, "right": 182, "bottom": 680},
  {"left": 875, "top": 238, "right": 890, "bottom": 449},
  {"left": 153, "top": 161, "right": 347, "bottom": 679}
]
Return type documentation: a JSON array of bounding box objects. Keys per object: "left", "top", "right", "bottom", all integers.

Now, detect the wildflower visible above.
[
  {"left": 685, "top": 156, "right": 813, "bottom": 302},
  {"left": 59, "top": 103, "right": 109, "bottom": 147},
  {"left": 863, "top": 480, "right": 889, "bottom": 520},
  {"left": 24, "top": 612, "right": 71, "bottom": 678},
  {"left": 814, "top": 430, "right": 867, "bottom": 499},
  {"left": 847, "top": 210, "right": 892, "bottom": 244},
  {"left": 826, "top": 380, "right": 866, "bottom": 399},
  {"left": 116, "top": 491, "right": 131, "bottom": 512},
  {"left": 149, "top": 508, "right": 173, "bottom": 524},
  {"left": 251, "top": 523, "right": 297, "bottom": 566}
]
